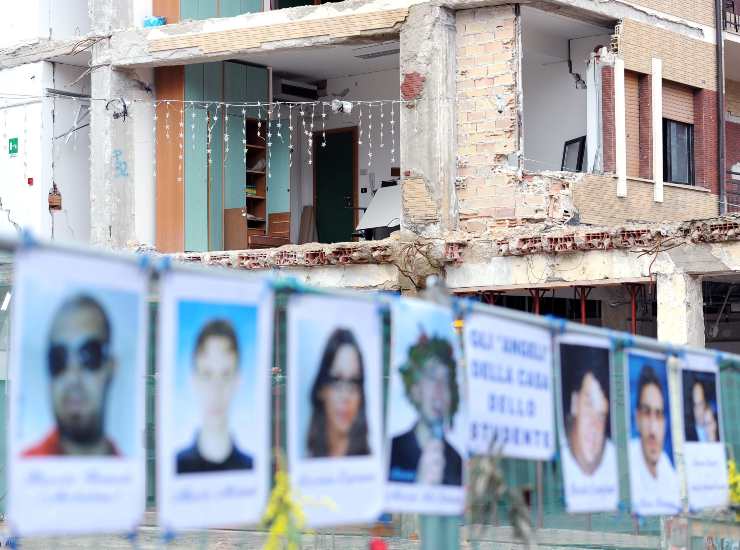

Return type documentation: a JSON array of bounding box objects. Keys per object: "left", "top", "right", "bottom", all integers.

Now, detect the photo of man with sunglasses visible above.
[{"left": 23, "top": 294, "right": 120, "bottom": 457}]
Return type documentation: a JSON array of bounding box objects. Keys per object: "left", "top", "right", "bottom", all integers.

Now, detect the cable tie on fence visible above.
[
  {"left": 137, "top": 254, "right": 151, "bottom": 272},
  {"left": 19, "top": 228, "right": 37, "bottom": 251},
  {"left": 452, "top": 296, "right": 473, "bottom": 318},
  {"left": 374, "top": 293, "right": 391, "bottom": 314},
  {"left": 609, "top": 332, "right": 633, "bottom": 351},
  {"left": 157, "top": 255, "right": 172, "bottom": 274},
  {"left": 544, "top": 314, "right": 566, "bottom": 335},
  {"left": 125, "top": 530, "right": 138, "bottom": 545},
  {"left": 162, "top": 530, "right": 176, "bottom": 544}
]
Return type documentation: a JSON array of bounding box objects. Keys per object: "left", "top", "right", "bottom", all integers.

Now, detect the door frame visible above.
[{"left": 312, "top": 126, "right": 359, "bottom": 238}]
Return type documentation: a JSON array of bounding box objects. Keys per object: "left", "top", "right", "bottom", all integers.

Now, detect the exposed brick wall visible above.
[
  {"left": 617, "top": 19, "right": 717, "bottom": 91},
  {"left": 622, "top": 0, "right": 715, "bottom": 27},
  {"left": 728, "top": 80, "right": 740, "bottom": 117},
  {"left": 402, "top": 177, "right": 439, "bottom": 226},
  {"left": 573, "top": 175, "right": 718, "bottom": 225},
  {"left": 401, "top": 72, "right": 425, "bottom": 101},
  {"left": 694, "top": 89, "right": 719, "bottom": 193},
  {"left": 638, "top": 74, "right": 653, "bottom": 180},
  {"left": 456, "top": 6, "right": 524, "bottom": 232},
  {"left": 726, "top": 121, "right": 740, "bottom": 212},
  {"left": 602, "top": 65, "right": 616, "bottom": 173},
  {"left": 625, "top": 70, "right": 640, "bottom": 178}
]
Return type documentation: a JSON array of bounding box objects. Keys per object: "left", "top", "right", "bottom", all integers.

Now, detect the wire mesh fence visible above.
[{"left": 0, "top": 281, "right": 737, "bottom": 548}]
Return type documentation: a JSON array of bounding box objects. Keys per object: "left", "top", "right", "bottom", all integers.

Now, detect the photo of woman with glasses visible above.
[
  {"left": 306, "top": 328, "right": 370, "bottom": 458},
  {"left": 288, "top": 295, "right": 384, "bottom": 525}
]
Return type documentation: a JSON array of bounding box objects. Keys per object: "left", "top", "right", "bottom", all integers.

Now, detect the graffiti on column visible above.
[{"left": 113, "top": 149, "right": 129, "bottom": 178}]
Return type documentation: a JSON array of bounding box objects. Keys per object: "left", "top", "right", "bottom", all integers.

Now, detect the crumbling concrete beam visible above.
[
  {"left": 106, "top": 0, "right": 410, "bottom": 68},
  {"left": 0, "top": 36, "right": 103, "bottom": 71}
]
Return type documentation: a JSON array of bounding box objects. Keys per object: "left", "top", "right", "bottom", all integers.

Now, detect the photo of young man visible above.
[
  {"left": 176, "top": 319, "right": 253, "bottom": 473},
  {"left": 23, "top": 294, "right": 120, "bottom": 457},
  {"left": 627, "top": 354, "right": 681, "bottom": 515},
  {"left": 389, "top": 331, "right": 462, "bottom": 487},
  {"left": 157, "top": 273, "right": 272, "bottom": 530}
]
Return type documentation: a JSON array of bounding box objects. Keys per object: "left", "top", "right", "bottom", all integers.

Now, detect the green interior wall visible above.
[
  {"left": 180, "top": 0, "right": 261, "bottom": 20},
  {"left": 268, "top": 128, "right": 291, "bottom": 214},
  {"left": 184, "top": 61, "right": 269, "bottom": 251},
  {"left": 180, "top": 0, "right": 218, "bottom": 20},
  {"left": 205, "top": 63, "right": 225, "bottom": 251},
  {"left": 224, "top": 63, "right": 248, "bottom": 210},
  {"left": 184, "top": 64, "right": 209, "bottom": 253}
]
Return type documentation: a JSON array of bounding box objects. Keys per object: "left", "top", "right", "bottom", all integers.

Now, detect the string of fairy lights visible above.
[{"left": 0, "top": 93, "right": 421, "bottom": 186}]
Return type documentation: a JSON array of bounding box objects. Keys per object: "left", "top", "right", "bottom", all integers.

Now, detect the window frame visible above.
[{"left": 662, "top": 118, "right": 695, "bottom": 186}]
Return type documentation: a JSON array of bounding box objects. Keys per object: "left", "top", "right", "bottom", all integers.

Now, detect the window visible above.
[{"left": 663, "top": 118, "right": 694, "bottom": 185}]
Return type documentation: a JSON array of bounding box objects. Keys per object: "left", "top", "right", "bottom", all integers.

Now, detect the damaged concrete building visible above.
[{"left": 1, "top": 0, "right": 740, "bottom": 349}]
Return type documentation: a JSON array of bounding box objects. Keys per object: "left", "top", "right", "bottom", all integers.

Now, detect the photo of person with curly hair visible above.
[
  {"left": 388, "top": 330, "right": 462, "bottom": 486},
  {"left": 385, "top": 298, "right": 466, "bottom": 515}
]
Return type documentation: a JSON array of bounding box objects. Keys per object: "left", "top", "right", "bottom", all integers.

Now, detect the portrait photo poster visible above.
[
  {"left": 624, "top": 349, "right": 681, "bottom": 516},
  {"left": 287, "top": 294, "right": 385, "bottom": 527},
  {"left": 8, "top": 248, "right": 148, "bottom": 536},
  {"left": 463, "top": 311, "right": 554, "bottom": 460},
  {"left": 157, "top": 270, "right": 273, "bottom": 530},
  {"left": 679, "top": 352, "right": 729, "bottom": 511},
  {"left": 385, "top": 297, "right": 467, "bottom": 515},
  {"left": 555, "top": 334, "right": 619, "bottom": 513}
]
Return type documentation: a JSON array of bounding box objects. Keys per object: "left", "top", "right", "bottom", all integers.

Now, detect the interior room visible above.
[
  {"left": 176, "top": 41, "right": 401, "bottom": 253},
  {"left": 521, "top": 7, "right": 614, "bottom": 173}
]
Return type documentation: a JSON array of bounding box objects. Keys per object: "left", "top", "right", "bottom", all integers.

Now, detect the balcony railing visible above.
[
  {"left": 727, "top": 0, "right": 740, "bottom": 34},
  {"left": 728, "top": 10, "right": 740, "bottom": 34}
]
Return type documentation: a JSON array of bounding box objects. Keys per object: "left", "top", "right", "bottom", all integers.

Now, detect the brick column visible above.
[
  {"left": 693, "top": 89, "right": 718, "bottom": 193},
  {"left": 602, "top": 65, "right": 616, "bottom": 173}
]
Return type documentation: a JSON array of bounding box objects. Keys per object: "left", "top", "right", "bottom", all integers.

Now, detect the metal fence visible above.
[{"left": 0, "top": 246, "right": 737, "bottom": 549}]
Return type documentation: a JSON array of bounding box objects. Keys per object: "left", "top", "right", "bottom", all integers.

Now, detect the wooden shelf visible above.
[
  {"left": 247, "top": 169, "right": 266, "bottom": 175},
  {"left": 246, "top": 193, "right": 266, "bottom": 200},
  {"left": 246, "top": 144, "right": 266, "bottom": 150}
]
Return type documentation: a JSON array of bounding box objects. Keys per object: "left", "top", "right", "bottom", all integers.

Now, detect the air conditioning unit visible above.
[{"left": 275, "top": 78, "right": 319, "bottom": 102}]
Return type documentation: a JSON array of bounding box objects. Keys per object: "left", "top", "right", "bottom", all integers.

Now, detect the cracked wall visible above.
[{"left": 399, "top": 3, "right": 457, "bottom": 238}]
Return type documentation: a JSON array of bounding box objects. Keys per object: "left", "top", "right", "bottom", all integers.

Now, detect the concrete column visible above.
[
  {"left": 656, "top": 272, "right": 705, "bottom": 346},
  {"left": 651, "top": 58, "right": 663, "bottom": 202},
  {"left": 89, "top": 61, "right": 155, "bottom": 248},
  {"left": 614, "top": 58, "right": 627, "bottom": 198},
  {"left": 89, "top": 0, "right": 133, "bottom": 34},
  {"left": 399, "top": 4, "right": 457, "bottom": 238}
]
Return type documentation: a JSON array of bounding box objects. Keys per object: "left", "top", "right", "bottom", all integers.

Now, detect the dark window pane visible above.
[{"left": 663, "top": 119, "right": 694, "bottom": 185}]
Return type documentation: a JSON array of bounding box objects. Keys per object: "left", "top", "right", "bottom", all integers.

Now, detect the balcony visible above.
[{"left": 726, "top": 0, "right": 740, "bottom": 34}]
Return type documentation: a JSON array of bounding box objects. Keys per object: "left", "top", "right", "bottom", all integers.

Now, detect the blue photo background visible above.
[
  {"left": 173, "top": 300, "right": 259, "bottom": 461},
  {"left": 627, "top": 352, "right": 674, "bottom": 465},
  {"left": 681, "top": 369, "right": 720, "bottom": 442},
  {"left": 18, "top": 284, "right": 141, "bottom": 457}
]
